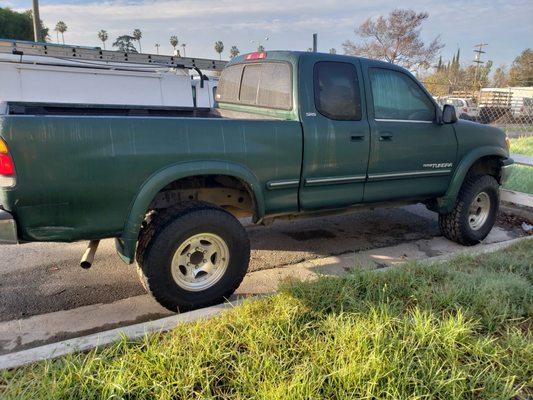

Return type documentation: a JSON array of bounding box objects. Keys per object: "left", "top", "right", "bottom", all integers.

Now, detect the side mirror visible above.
[{"left": 442, "top": 104, "right": 457, "bottom": 124}]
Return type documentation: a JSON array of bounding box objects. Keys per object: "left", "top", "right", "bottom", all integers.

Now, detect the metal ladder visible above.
[{"left": 0, "top": 39, "right": 227, "bottom": 71}]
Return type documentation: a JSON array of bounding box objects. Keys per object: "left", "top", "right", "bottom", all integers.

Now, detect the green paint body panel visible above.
[
  {"left": 0, "top": 116, "right": 302, "bottom": 242},
  {"left": 0, "top": 51, "right": 511, "bottom": 263}
]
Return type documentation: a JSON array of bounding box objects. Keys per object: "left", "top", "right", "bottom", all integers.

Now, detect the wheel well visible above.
[
  {"left": 467, "top": 156, "right": 505, "bottom": 184},
  {"left": 147, "top": 175, "right": 257, "bottom": 220}
]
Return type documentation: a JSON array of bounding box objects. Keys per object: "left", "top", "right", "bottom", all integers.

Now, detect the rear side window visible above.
[
  {"left": 216, "top": 62, "right": 292, "bottom": 110},
  {"left": 314, "top": 62, "right": 362, "bottom": 120},
  {"left": 215, "top": 64, "right": 244, "bottom": 103},
  {"left": 369, "top": 68, "right": 435, "bottom": 121}
]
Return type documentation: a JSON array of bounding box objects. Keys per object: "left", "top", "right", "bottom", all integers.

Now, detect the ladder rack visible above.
[{"left": 0, "top": 39, "right": 227, "bottom": 71}]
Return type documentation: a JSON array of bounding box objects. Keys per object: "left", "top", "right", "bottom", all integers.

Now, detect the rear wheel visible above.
[
  {"left": 136, "top": 202, "right": 250, "bottom": 312},
  {"left": 438, "top": 175, "right": 499, "bottom": 245}
]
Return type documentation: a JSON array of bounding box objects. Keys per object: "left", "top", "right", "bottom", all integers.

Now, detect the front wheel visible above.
[
  {"left": 136, "top": 202, "right": 250, "bottom": 312},
  {"left": 438, "top": 175, "right": 499, "bottom": 245}
]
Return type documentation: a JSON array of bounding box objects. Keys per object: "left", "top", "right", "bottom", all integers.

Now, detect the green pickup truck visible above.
[{"left": 0, "top": 51, "right": 513, "bottom": 311}]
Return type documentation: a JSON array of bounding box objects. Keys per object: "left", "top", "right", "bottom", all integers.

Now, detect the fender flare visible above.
[
  {"left": 432, "top": 146, "right": 508, "bottom": 213},
  {"left": 116, "top": 160, "right": 265, "bottom": 263}
]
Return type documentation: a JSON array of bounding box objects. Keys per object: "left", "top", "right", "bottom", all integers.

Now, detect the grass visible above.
[
  {"left": 504, "top": 164, "right": 533, "bottom": 194},
  {"left": 510, "top": 136, "right": 533, "bottom": 156},
  {"left": 1, "top": 241, "right": 532, "bottom": 399}
]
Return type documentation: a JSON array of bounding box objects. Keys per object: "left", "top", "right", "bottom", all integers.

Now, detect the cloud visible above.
[{"left": 8, "top": 0, "right": 533, "bottom": 65}]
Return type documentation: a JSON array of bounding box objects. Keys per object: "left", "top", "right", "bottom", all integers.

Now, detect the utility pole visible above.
[
  {"left": 155, "top": 43, "right": 160, "bottom": 55},
  {"left": 32, "top": 0, "right": 42, "bottom": 42},
  {"left": 473, "top": 42, "right": 488, "bottom": 88},
  {"left": 312, "top": 33, "right": 317, "bottom": 52}
]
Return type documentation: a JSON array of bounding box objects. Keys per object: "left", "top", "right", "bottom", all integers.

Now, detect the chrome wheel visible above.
[
  {"left": 171, "top": 233, "right": 229, "bottom": 291},
  {"left": 468, "top": 192, "right": 491, "bottom": 231}
]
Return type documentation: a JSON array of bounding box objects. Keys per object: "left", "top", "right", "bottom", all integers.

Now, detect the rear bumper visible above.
[
  {"left": 0, "top": 209, "right": 18, "bottom": 244},
  {"left": 500, "top": 158, "right": 514, "bottom": 185}
]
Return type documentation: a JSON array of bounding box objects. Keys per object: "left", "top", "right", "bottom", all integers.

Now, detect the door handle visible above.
[
  {"left": 350, "top": 135, "right": 365, "bottom": 141},
  {"left": 379, "top": 133, "right": 393, "bottom": 141}
]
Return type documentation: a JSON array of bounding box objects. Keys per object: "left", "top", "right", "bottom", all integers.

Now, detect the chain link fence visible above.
[{"left": 426, "top": 84, "right": 533, "bottom": 138}]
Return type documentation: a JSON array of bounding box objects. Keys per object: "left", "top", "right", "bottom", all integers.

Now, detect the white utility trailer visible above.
[{"left": 0, "top": 39, "right": 223, "bottom": 108}]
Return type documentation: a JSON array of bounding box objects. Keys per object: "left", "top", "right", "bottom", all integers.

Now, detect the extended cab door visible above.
[
  {"left": 298, "top": 55, "right": 371, "bottom": 210},
  {"left": 362, "top": 62, "right": 457, "bottom": 202}
]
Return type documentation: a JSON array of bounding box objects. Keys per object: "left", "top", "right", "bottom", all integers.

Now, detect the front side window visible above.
[
  {"left": 369, "top": 68, "right": 435, "bottom": 121},
  {"left": 216, "top": 62, "right": 292, "bottom": 110},
  {"left": 314, "top": 61, "right": 362, "bottom": 120}
]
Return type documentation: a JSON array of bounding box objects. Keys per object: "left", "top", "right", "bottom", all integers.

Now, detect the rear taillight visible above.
[{"left": 0, "top": 138, "right": 15, "bottom": 187}]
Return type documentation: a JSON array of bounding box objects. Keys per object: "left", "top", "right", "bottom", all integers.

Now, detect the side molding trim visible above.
[
  {"left": 266, "top": 179, "right": 300, "bottom": 190},
  {"left": 368, "top": 169, "right": 451, "bottom": 181},
  {"left": 304, "top": 175, "right": 366, "bottom": 186}
]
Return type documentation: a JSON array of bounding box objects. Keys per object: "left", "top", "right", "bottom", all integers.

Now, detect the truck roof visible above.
[{"left": 228, "top": 50, "right": 399, "bottom": 70}]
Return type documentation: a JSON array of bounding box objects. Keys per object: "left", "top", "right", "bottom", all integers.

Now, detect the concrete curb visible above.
[
  {"left": 511, "top": 153, "right": 533, "bottom": 167},
  {"left": 407, "top": 235, "right": 530, "bottom": 264},
  {"left": 0, "top": 299, "right": 246, "bottom": 370},
  {"left": 501, "top": 189, "right": 533, "bottom": 208},
  {"left": 0, "top": 235, "right": 530, "bottom": 371},
  {"left": 369, "top": 236, "right": 531, "bottom": 273}
]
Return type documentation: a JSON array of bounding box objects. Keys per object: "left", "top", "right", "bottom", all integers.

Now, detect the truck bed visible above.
[{"left": 0, "top": 101, "right": 302, "bottom": 242}]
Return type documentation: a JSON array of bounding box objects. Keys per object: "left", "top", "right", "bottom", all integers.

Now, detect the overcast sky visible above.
[{"left": 4, "top": 0, "right": 532, "bottom": 68}]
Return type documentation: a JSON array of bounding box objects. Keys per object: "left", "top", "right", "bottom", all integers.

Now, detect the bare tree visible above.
[
  {"left": 54, "top": 21, "right": 67, "bottom": 44},
  {"left": 132, "top": 29, "right": 142, "bottom": 52},
  {"left": 97, "top": 30, "right": 108, "bottom": 49},
  {"left": 230, "top": 45, "right": 240, "bottom": 58},
  {"left": 214, "top": 41, "right": 224, "bottom": 60},
  {"left": 343, "top": 9, "right": 443, "bottom": 69}
]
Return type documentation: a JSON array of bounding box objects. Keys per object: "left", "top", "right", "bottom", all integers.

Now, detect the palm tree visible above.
[
  {"left": 230, "top": 45, "right": 240, "bottom": 58},
  {"left": 132, "top": 29, "right": 142, "bottom": 52},
  {"left": 55, "top": 21, "right": 67, "bottom": 44},
  {"left": 214, "top": 41, "right": 224, "bottom": 60},
  {"left": 181, "top": 43, "right": 187, "bottom": 57},
  {"left": 257, "top": 44, "right": 265, "bottom": 52},
  {"left": 97, "top": 30, "right": 108, "bottom": 50},
  {"left": 170, "top": 35, "right": 179, "bottom": 55}
]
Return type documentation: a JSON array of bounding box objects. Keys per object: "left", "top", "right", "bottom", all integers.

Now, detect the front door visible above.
[
  {"left": 362, "top": 64, "right": 457, "bottom": 202},
  {"left": 299, "top": 57, "right": 371, "bottom": 210}
]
